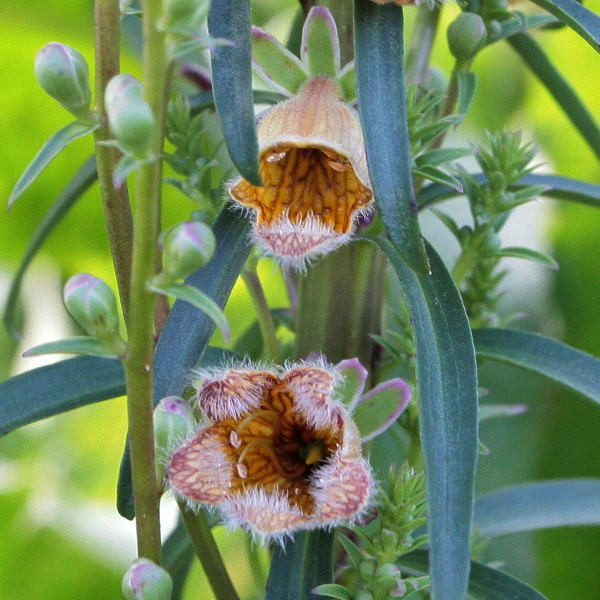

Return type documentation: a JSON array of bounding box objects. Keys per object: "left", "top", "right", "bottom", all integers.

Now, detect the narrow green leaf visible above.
[
  {"left": 456, "top": 71, "right": 477, "bottom": 118},
  {"left": 265, "top": 530, "right": 333, "bottom": 600},
  {"left": 301, "top": 6, "right": 340, "bottom": 78},
  {"left": 527, "top": 0, "right": 600, "bottom": 52},
  {"left": 0, "top": 356, "right": 125, "bottom": 435},
  {"left": 311, "top": 584, "right": 352, "bottom": 600},
  {"left": 117, "top": 208, "right": 251, "bottom": 519},
  {"left": 417, "top": 173, "right": 600, "bottom": 210},
  {"left": 113, "top": 154, "right": 153, "bottom": 188},
  {"left": 368, "top": 237, "right": 478, "bottom": 600},
  {"left": 338, "top": 62, "right": 356, "bottom": 102},
  {"left": 8, "top": 121, "right": 99, "bottom": 209},
  {"left": 3, "top": 156, "right": 97, "bottom": 339},
  {"left": 479, "top": 403, "right": 527, "bottom": 421},
  {"left": 251, "top": 26, "right": 309, "bottom": 96},
  {"left": 473, "top": 328, "right": 600, "bottom": 406},
  {"left": 414, "top": 147, "right": 471, "bottom": 168},
  {"left": 163, "top": 519, "right": 195, "bottom": 600},
  {"left": 399, "top": 550, "right": 550, "bottom": 600},
  {"left": 508, "top": 32, "right": 600, "bottom": 161},
  {"left": 208, "top": 0, "right": 261, "bottom": 185},
  {"left": 336, "top": 358, "right": 368, "bottom": 410},
  {"left": 354, "top": 0, "right": 429, "bottom": 274},
  {"left": 474, "top": 479, "right": 600, "bottom": 538},
  {"left": 491, "top": 12, "right": 558, "bottom": 40},
  {"left": 413, "top": 166, "right": 463, "bottom": 191},
  {"left": 22, "top": 336, "right": 121, "bottom": 358},
  {"left": 494, "top": 246, "right": 558, "bottom": 269},
  {"left": 150, "top": 281, "right": 230, "bottom": 343},
  {"left": 336, "top": 533, "right": 365, "bottom": 570}
]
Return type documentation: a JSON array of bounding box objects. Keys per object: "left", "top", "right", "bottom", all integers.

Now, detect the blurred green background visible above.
[{"left": 0, "top": 1, "right": 599, "bottom": 598}]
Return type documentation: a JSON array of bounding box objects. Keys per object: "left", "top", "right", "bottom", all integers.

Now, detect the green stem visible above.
[
  {"left": 93, "top": 0, "right": 133, "bottom": 322},
  {"left": 179, "top": 505, "right": 240, "bottom": 600},
  {"left": 241, "top": 267, "right": 282, "bottom": 363},
  {"left": 405, "top": 4, "right": 441, "bottom": 87},
  {"left": 122, "top": 0, "right": 169, "bottom": 563}
]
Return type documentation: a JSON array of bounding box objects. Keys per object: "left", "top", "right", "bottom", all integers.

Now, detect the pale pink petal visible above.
[
  {"left": 167, "top": 426, "right": 233, "bottom": 504},
  {"left": 311, "top": 456, "right": 374, "bottom": 523},
  {"left": 196, "top": 369, "right": 278, "bottom": 421}
]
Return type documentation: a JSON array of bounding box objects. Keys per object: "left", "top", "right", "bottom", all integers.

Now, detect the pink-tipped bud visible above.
[
  {"left": 63, "top": 274, "right": 120, "bottom": 340},
  {"left": 160, "top": 221, "right": 216, "bottom": 281},
  {"left": 105, "top": 74, "right": 155, "bottom": 156},
  {"left": 122, "top": 558, "right": 172, "bottom": 600},
  {"left": 154, "top": 396, "right": 196, "bottom": 457},
  {"left": 34, "top": 43, "right": 92, "bottom": 119}
]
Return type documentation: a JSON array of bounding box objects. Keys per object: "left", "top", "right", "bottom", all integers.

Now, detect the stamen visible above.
[
  {"left": 229, "top": 430, "right": 241, "bottom": 448},
  {"left": 303, "top": 440, "right": 327, "bottom": 465},
  {"left": 326, "top": 160, "right": 349, "bottom": 172},
  {"left": 237, "top": 438, "right": 307, "bottom": 481},
  {"left": 236, "top": 463, "right": 248, "bottom": 479},
  {"left": 266, "top": 151, "right": 287, "bottom": 163},
  {"left": 235, "top": 410, "right": 282, "bottom": 438}
]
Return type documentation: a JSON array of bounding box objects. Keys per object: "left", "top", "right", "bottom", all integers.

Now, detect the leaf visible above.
[
  {"left": 399, "top": 550, "right": 550, "bottom": 600},
  {"left": 527, "top": 0, "right": 600, "bottom": 53},
  {"left": 149, "top": 281, "right": 230, "bottom": 343},
  {"left": 474, "top": 479, "right": 600, "bottom": 538},
  {"left": 251, "top": 26, "right": 309, "bottom": 96},
  {"left": 208, "top": 0, "right": 261, "bottom": 185},
  {"left": 417, "top": 172, "right": 600, "bottom": 211},
  {"left": 494, "top": 246, "right": 558, "bottom": 269},
  {"left": 491, "top": 12, "right": 559, "bottom": 40},
  {"left": 3, "top": 156, "right": 97, "bottom": 339},
  {"left": 508, "top": 32, "right": 600, "bottom": 161},
  {"left": 338, "top": 62, "right": 356, "bottom": 102},
  {"left": 8, "top": 121, "right": 100, "bottom": 209},
  {"left": 301, "top": 6, "right": 340, "bottom": 78},
  {"left": 335, "top": 358, "right": 368, "bottom": 410},
  {"left": 117, "top": 207, "right": 251, "bottom": 519},
  {"left": 336, "top": 533, "right": 365, "bottom": 570},
  {"left": 265, "top": 530, "right": 333, "bottom": 600},
  {"left": 456, "top": 71, "right": 477, "bottom": 118},
  {"left": 353, "top": 378, "right": 411, "bottom": 442},
  {"left": 113, "top": 154, "right": 154, "bottom": 188},
  {"left": 368, "top": 237, "right": 478, "bottom": 600},
  {"left": 22, "top": 336, "right": 122, "bottom": 358},
  {"left": 0, "top": 356, "right": 125, "bottom": 436},
  {"left": 354, "top": 0, "right": 429, "bottom": 274},
  {"left": 414, "top": 147, "right": 471, "bottom": 168},
  {"left": 311, "top": 584, "right": 352, "bottom": 600},
  {"left": 163, "top": 519, "right": 195, "bottom": 600},
  {"left": 473, "top": 328, "right": 600, "bottom": 406},
  {"left": 479, "top": 403, "right": 528, "bottom": 421},
  {"left": 413, "top": 166, "right": 463, "bottom": 192}
]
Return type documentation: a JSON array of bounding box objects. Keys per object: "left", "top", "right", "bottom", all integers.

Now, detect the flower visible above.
[
  {"left": 229, "top": 76, "right": 373, "bottom": 268},
  {"left": 167, "top": 362, "right": 374, "bottom": 542}
]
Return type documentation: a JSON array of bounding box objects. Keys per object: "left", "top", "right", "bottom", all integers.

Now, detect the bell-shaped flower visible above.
[
  {"left": 167, "top": 362, "right": 375, "bottom": 542},
  {"left": 229, "top": 76, "right": 373, "bottom": 269}
]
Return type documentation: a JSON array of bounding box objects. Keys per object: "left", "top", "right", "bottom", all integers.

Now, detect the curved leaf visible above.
[
  {"left": 208, "top": 0, "right": 261, "bottom": 185},
  {"left": 494, "top": 246, "right": 558, "bottom": 269},
  {"left": 354, "top": 0, "right": 429, "bottom": 274},
  {"left": 508, "top": 32, "right": 600, "bottom": 161},
  {"left": 527, "top": 0, "right": 600, "bottom": 52},
  {"left": 265, "top": 530, "right": 333, "bottom": 600},
  {"left": 474, "top": 479, "right": 600, "bottom": 538},
  {"left": 8, "top": 121, "right": 99, "bottom": 209},
  {"left": 399, "top": 550, "right": 550, "bottom": 600},
  {"left": 369, "top": 237, "right": 478, "bottom": 600},
  {"left": 417, "top": 173, "right": 600, "bottom": 210},
  {"left": 301, "top": 6, "right": 340, "bottom": 78},
  {"left": 473, "top": 328, "right": 600, "bottom": 406},
  {"left": 0, "top": 356, "right": 125, "bottom": 436},
  {"left": 456, "top": 71, "right": 477, "bottom": 118},
  {"left": 22, "top": 336, "right": 121, "bottom": 358},
  {"left": 3, "top": 156, "right": 97, "bottom": 339},
  {"left": 117, "top": 207, "right": 251, "bottom": 519}
]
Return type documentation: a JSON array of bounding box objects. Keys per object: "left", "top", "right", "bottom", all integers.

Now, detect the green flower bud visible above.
[
  {"left": 63, "top": 273, "right": 120, "bottom": 340},
  {"left": 105, "top": 74, "right": 155, "bottom": 156},
  {"left": 447, "top": 13, "right": 487, "bottom": 63},
  {"left": 359, "top": 559, "right": 377, "bottom": 579},
  {"left": 122, "top": 558, "right": 173, "bottom": 600},
  {"left": 34, "top": 43, "right": 92, "bottom": 119},
  {"left": 154, "top": 396, "right": 195, "bottom": 457},
  {"left": 160, "top": 221, "right": 216, "bottom": 281}
]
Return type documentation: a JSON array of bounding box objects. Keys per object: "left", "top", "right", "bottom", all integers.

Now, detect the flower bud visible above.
[
  {"left": 154, "top": 396, "right": 196, "bottom": 457},
  {"left": 447, "top": 13, "right": 487, "bottom": 63},
  {"left": 122, "top": 558, "right": 172, "bottom": 600},
  {"left": 34, "top": 43, "right": 92, "bottom": 119},
  {"left": 63, "top": 273, "right": 120, "bottom": 340},
  {"left": 160, "top": 221, "right": 216, "bottom": 281},
  {"left": 105, "top": 74, "right": 155, "bottom": 156}
]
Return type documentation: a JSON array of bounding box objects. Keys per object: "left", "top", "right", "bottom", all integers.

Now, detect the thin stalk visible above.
[
  {"left": 93, "top": 0, "right": 133, "bottom": 322},
  {"left": 123, "top": 0, "right": 169, "bottom": 563},
  {"left": 405, "top": 4, "right": 441, "bottom": 87},
  {"left": 179, "top": 505, "right": 240, "bottom": 600},
  {"left": 241, "top": 267, "right": 282, "bottom": 363}
]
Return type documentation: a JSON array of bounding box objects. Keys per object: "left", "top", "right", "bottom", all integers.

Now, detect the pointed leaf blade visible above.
[
  {"left": 354, "top": 1, "right": 429, "bottom": 273},
  {"left": 301, "top": 6, "right": 340, "bottom": 78},
  {"left": 208, "top": 0, "right": 261, "bottom": 185},
  {"left": 8, "top": 121, "right": 99, "bottom": 209},
  {"left": 456, "top": 71, "right": 477, "bottom": 118},
  {"left": 494, "top": 246, "right": 558, "bottom": 269},
  {"left": 22, "top": 336, "right": 120, "bottom": 358}
]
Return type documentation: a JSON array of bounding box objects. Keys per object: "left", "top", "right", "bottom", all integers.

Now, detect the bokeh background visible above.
[{"left": 0, "top": 0, "right": 599, "bottom": 598}]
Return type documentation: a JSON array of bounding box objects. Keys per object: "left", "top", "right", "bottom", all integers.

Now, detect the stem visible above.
[
  {"left": 179, "top": 505, "right": 240, "bottom": 600},
  {"left": 405, "top": 4, "right": 441, "bottom": 87},
  {"left": 93, "top": 0, "right": 133, "bottom": 322},
  {"left": 123, "top": 0, "right": 170, "bottom": 563},
  {"left": 241, "top": 267, "right": 282, "bottom": 363}
]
